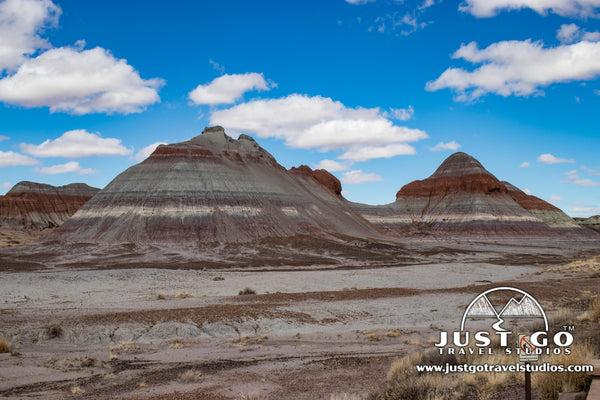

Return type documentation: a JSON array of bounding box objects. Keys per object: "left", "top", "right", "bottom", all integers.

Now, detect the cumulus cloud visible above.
[
  {"left": 339, "top": 143, "right": 415, "bottom": 161},
  {"left": 210, "top": 94, "right": 427, "bottom": 162},
  {"left": 523, "top": 188, "right": 533, "bottom": 195},
  {"left": 346, "top": 0, "right": 376, "bottom": 4},
  {"left": 0, "top": 150, "right": 39, "bottom": 167},
  {"left": 520, "top": 161, "right": 531, "bottom": 167},
  {"left": 340, "top": 170, "right": 383, "bottom": 184},
  {"left": 0, "top": 182, "right": 11, "bottom": 190},
  {"left": 537, "top": 153, "right": 575, "bottom": 164},
  {"left": 0, "top": 135, "right": 8, "bottom": 141},
  {"left": 0, "top": 0, "right": 60, "bottom": 73},
  {"left": 557, "top": 23, "right": 600, "bottom": 43},
  {"left": 388, "top": 105, "right": 414, "bottom": 121},
  {"left": 21, "top": 129, "right": 132, "bottom": 158},
  {"left": 313, "top": 159, "right": 350, "bottom": 172},
  {"left": 460, "top": 0, "right": 600, "bottom": 18},
  {"left": 569, "top": 206, "right": 600, "bottom": 216},
  {"left": 563, "top": 169, "right": 600, "bottom": 186},
  {"left": 426, "top": 39, "right": 600, "bottom": 102},
  {"left": 549, "top": 195, "right": 563, "bottom": 203},
  {"left": 36, "top": 161, "right": 95, "bottom": 175},
  {"left": 0, "top": 46, "right": 164, "bottom": 114},
  {"left": 189, "top": 73, "right": 273, "bottom": 105},
  {"left": 134, "top": 141, "right": 167, "bottom": 162},
  {"left": 0, "top": 0, "right": 162, "bottom": 114},
  {"left": 429, "top": 141, "right": 461, "bottom": 151}
]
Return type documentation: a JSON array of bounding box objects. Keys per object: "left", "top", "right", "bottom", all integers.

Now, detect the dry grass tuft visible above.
[
  {"left": 168, "top": 339, "right": 189, "bottom": 349},
  {"left": 212, "top": 276, "right": 225, "bottom": 281},
  {"left": 175, "top": 291, "right": 195, "bottom": 299},
  {"left": 367, "top": 333, "right": 382, "bottom": 342},
  {"left": 548, "top": 256, "right": 600, "bottom": 275},
  {"left": 231, "top": 334, "right": 268, "bottom": 346},
  {"left": 156, "top": 291, "right": 167, "bottom": 300},
  {"left": 178, "top": 369, "right": 202, "bottom": 383},
  {"left": 0, "top": 337, "right": 10, "bottom": 353},
  {"left": 110, "top": 340, "right": 142, "bottom": 354},
  {"left": 238, "top": 287, "right": 257, "bottom": 295},
  {"left": 70, "top": 386, "right": 85, "bottom": 394},
  {"left": 534, "top": 340, "right": 595, "bottom": 400}
]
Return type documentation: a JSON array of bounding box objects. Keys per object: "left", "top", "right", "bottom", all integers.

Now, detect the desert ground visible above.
[{"left": 0, "top": 239, "right": 599, "bottom": 399}]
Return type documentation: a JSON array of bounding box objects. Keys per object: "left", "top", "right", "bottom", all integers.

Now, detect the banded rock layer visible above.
[
  {"left": 0, "top": 181, "right": 99, "bottom": 230},
  {"left": 351, "top": 152, "right": 592, "bottom": 237},
  {"left": 52, "top": 126, "right": 381, "bottom": 244},
  {"left": 575, "top": 215, "right": 600, "bottom": 233}
]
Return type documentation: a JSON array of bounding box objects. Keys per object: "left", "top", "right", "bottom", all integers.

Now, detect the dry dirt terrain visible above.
[{"left": 0, "top": 239, "right": 599, "bottom": 399}]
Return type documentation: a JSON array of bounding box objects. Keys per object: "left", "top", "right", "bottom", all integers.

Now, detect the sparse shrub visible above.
[
  {"left": 178, "top": 369, "right": 202, "bottom": 383},
  {"left": 175, "top": 291, "right": 194, "bottom": 299},
  {"left": 45, "top": 323, "right": 62, "bottom": 339},
  {"left": 110, "top": 340, "right": 142, "bottom": 354},
  {"left": 534, "top": 340, "right": 595, "bottom": 400},
  {"left": 0, "top": 337, "right": 10, "bottom": 353},
  {"left": 212, "top": 276, "right": 225, "bottom": 281},
  {"left": 70, "top": 386, "right": 85, "bottom": 394},
  {"left": 231, "top": 334, "right": 268, "bottom": 346},
  {"left": 109, "top": 354, "right": 118, "bottom": 361},
  {"left": 156, "top": 291, "right": 167, "bottom": 300},
  {"left": 238, "top": 287, "right": 257, "bottom": 295},
  {"left": 168, "top": 339, "right": 186, "bottom": 349},
  {"left": 367, "top": 333, "right": 381, "bottom": 342}
]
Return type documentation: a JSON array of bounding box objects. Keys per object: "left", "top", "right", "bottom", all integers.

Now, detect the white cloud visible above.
[
  {"left": 569, "top": 206, "right": 600, "bottom": 216},
  {"left": 339, "top": 143, "right": 416, "bottom": 161},
  {"left": 460, "top": 0, "right": 600, "bottom": 18},
  {"left": 0, "top": 0, "right": 60, "bottom": 73},
  {"left": 313, "top": 159, "right": 350, "bottom": 172},
  {"left": 523, "top": 188, "right": 533, "bottom": 194},
  {"left": 0, "top": 182, "right": 11, "bottom": 190},
  {"left": 346, "top": 0, "right": 376, "bottom": 4},
  {"left": 557, "top": 23, "right": 600, "bottom": 43},
  {"left": 209, "top": 59, "right": 225, "bottom": 74},
  {"left": 563, "top": 169, "right": 600, "bottom": 186},
  {"left": 429, "top": 141, "right": 461, "bottom": 151},
  {"left": 388, "top": 105, "right": 414, "bottom": 121},
  {"left": 134, "top": 141, "right": 167, "bottom": 162},
  {"left": 0, "top": 46, "right": 164, "bottom": 114},
  {"left": 0, "top": 150, "right": 39, "bottom": 167},
  {"left": 557, "top": 23, "right": 581, "bottom": 43},
  {"left": 36, "top": 161, "right": 94, "bottom": 175},
  {"left": 371, "top": 12, "right": 430, "bottom": 36},
  {"left": 520, "top": 161, "right": 531, "bottom": 167},
  {"left": 426, "top": 40, "right": 600, "bottom": 102},
  {"left": 189, "top": 73, "right": 272, "bottom": 105},
  {"left": 210, "top": 94, "right": 427, "bottom": 162},
  {"left": 21, "top": 129, "right": 132, "bottom": 158},
  {"left": 340, "top": 170, "right": 383, "bottom": 184},
  {"left": 537, "top": 153, "right": 575, "bottom": 164},
  {"left": 549, "top": 195, "right": 563, "bottom": 203},
  {"left": 0, "top": 135, "right": 8, "bottom": 141}
]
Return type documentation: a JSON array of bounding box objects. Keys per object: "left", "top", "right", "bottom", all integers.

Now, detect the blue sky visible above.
[{"left": 1, "top": 0, "right": 599, "bottom": 217}]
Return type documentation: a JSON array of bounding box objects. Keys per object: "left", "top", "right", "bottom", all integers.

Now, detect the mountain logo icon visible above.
[{"left": 460, "top": 287, "right": 548, "bottom": 332}]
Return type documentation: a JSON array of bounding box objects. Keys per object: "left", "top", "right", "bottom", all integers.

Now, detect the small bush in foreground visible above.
[
  {"left": 0, "top": 337, "right": 10, "bottom": 353},
  {"left": 238, "top": 287, "right": 257, "bottom": 295},
  {"left": 45, "top": 323, "right": 62, "bottom": 339},
  {"left": 156, "top": 291, "right": 167, "bottom": 300},
  {"left": 178, "top": 369, "right": 202, "bottom": 383},
  {"left": 175, "top": 291, "right": 194, "bottom": 299}
]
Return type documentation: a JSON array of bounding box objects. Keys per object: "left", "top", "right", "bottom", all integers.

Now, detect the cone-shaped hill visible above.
[
  {"left": 50, "top": 126, "right": 381, "bottom": 244},
  {"left": 0, "top": 181, "right": 99, "bottom": 230},
  {"left": 350, "top": 152, "right": 595, "bottom": 238}
]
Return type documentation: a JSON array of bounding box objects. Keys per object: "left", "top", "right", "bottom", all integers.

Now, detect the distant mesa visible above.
[
  {"left": 0, "top": 181, "right": 99, "bottom": 230},
  {"left": 50, "top": 126, "right": 381, "bottom": 244},
  {"left": 350, "top": 152, "right": 596, "bottom": 238},
  {"left": 574, "top": 215, "right": 600, "bottom": 233}
]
